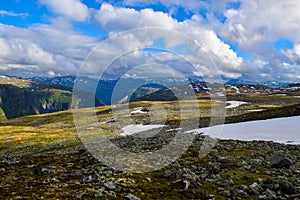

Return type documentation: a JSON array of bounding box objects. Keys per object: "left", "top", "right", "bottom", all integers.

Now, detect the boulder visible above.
[{"left": 270, "top": 154, "right": 292, "bottom": 168}]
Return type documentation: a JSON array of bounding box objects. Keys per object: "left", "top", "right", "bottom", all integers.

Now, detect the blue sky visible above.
[{"left": 0, "top": 0, "right": 300, "bottom": 82}]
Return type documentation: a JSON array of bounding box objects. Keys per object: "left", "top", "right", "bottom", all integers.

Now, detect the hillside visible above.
[
  {"left": 0, "top": 76, "right": 102, "bottom": 120},
  {"left": 0, "top": 96, "right": 300, "bottom": 199}
]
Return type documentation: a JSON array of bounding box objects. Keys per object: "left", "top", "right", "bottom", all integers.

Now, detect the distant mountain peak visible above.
[{"left": 225, "top": 79, "right": 291, "bottom": 88}]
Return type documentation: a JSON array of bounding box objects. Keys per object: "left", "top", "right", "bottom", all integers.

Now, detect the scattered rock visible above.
[
  {"left": 94, "top": 187, "right": 105, "bottom": 198},
  {"left": 2, "top": 157, "right": 21, "bottom": 165},
  {"left": 61, "top": 170, "right": 82, "bottom": 178},
  {"left": 278, "top": 179, "right": 295, "bottom": 194},
  {"left": 1, "top": 133, "right": 299, "bottom": 199},
  {"left": 72, "top": 191, "right": 83, "bottom": 198},
  {"left": 104, "top": 181, "right": 117, "bottom": 191},
  {"left": 216, "top": 156, "right": 231, "bottom": 164},
  {"left": 164, "top": 168, "right": 177, "bottom": 178},
  {"left": 36, "top": 164, "right": 55, "bottom": 175},
  {"left": 266, "top": 189, "right": 277, "bottom": 199},
  {"left": 172, "top": 179, "right": 190, "bottom": 191},
  {"left": 220, "top": 190, "right": 230, "bottom": 197},
  {"left": 124, "top": 193, "right": 141, "bottom": 200},
  {"left": 83, "top": 175, "right": 93, "bottom": 183},
  {"left": 191, "top": 150, "right": 200, "bottom": 157},
  {"left": 104, "top": 190, "right": 116, "bottom": 197},
  {"left": 270, "top": 154, "right": 292, "bottom": 168},
  {"left": 226, "top": 177, "right": 235, "bottom": 186},
  {"left": 250, "top": 159, "right": 262, "bottom": 166},
  {"left": 242, "top": 175, "right": 253, "bottom": 180},
  {"left": 289, "top": 193, "right": 300, "bottom": 199}
]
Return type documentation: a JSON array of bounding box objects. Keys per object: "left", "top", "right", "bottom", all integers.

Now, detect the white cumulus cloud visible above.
[
  {"left": 94, "top": 3, "right": 243, "bottom": 79},
  {"left": 40, "top": 0, "right": 89, "bottom": 22}
]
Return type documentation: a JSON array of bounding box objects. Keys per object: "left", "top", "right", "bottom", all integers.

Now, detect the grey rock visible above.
[
  {"left": 164, "top": 168, "right": 177, "bottom": 178},
  {"left": 61, "top": 170, "right": 82, "bottom": 178},
  {"left": 182, "top": 168, "right": 198, "bottom": 182},
  {"left": 239, "top": 185, "right": 248, "bottom": 191},
  {"left": 250, "top": 159, "right": 262, "bottom": 166},
  {"left": 289, "top": 194, "right": 300, "bottom": 199},
  {"left": 164, "top": 168, "right": 197, "bottom": 182},
  {"left": 229, "top": 188, "right": 238, "bottom": 199},
  {"left": 257, "top": 194, "right": 267, "bottom": 200},
  {"left": 124, "top": 193, "right": 141, "bottom": 200},
  {"left": 249, "top": 167, "right": 258, "bottom": 173},
  {"left": 104, "top": 181, "right": 117, "bottom": 191},
  {"left": 238, "top": 189, "right": 248, "bottom": 198},
  {"left": 270, "top": 154, "right": 292, "bottom": 168},
  {"left": 191, "top": 150, "right": 200, "bottom": 157},
  {"left": 278, "top": 180, "right": 295, "bottom": 194},
  {"left": 72, "top": 191, "right": 83, "bottom": 198},
  {"left": 226, "top": 178, "right": 235, "bottom": 186},
  {"left": 50, "top": 176, "right": 59, "bottom": 183},
  {"left": 250, "top": 182, "right": 260, "bottom": 193},
  {"left": 83, "top": 175, "right": 93, "bottom": 183},
  {"left": 183, "top": 180, "right": 190, "bottom": 191},
  {"left": 295, "top": 186, "right": 300, "bottom": 193},
  {"left": 94, "top": 187, "right": 105, "bottom": 198},
  {"left": 242, "top": 175, "right": 253, "bottom": 180},
  {"left": 220, "top": 190, "right": 230, "bottom": 197},
  {"left": 216, "top": 156, "right": 231, "bottom": 163},
  {"left": 2, "top": 157, "right": 21, "bottom": 164},
  {"left": 266, "top": 189, "right": 277, "bottom": 199},
  {"left": 250, "top": 152, "right": 265, "bottom": 159},
  {"left": 36, "top": 164, "right": 55, "bottom": 175},
  {"left": 243, "top": 165, "right": 252, "bottom": 170},
  {"left": 172, "top": 179, "right": 190, "bottom": 191},
  {"left": 104, "top": 190, "right": 116, "bottom": 197}
]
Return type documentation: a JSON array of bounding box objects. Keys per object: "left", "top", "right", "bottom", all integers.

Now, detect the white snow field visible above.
[{"left": 189, "top": 116, "right": 300, "bottom": 145}]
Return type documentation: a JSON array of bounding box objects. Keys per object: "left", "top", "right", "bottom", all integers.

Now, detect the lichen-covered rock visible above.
[{"left": 270, "top": 154, "right": 292, "bottom": 168}]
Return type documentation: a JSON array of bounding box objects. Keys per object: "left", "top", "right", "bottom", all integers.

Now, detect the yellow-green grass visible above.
[
  {"left": 0, "top": 97, "right": 300, "bottom": 199},
  {"left": 1, "top": 98, "right": 299, "bottom": 157},
  {"left": 0, "top": 76, "right": 32, "bottom": 87}
]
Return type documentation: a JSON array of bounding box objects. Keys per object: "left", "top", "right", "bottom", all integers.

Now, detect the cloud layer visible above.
[{"left": 0, "top": 0, "right": 299, "bottom": 82}]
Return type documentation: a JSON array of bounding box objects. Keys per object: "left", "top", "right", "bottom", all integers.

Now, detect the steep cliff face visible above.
[
  {"left": 0, "top": 76, "right": 102, "bottom": 120},
  {"left": 0, "top": 84, "right": 72, "bottom": 119}
]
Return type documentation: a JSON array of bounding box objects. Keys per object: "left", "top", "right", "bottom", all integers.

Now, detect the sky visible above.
[{"left": 0, "top": 0, "right": 300, "bottom": 82}]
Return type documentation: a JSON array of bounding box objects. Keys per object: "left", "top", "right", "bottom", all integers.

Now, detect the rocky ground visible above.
[{"left": 0, "top": 132, "right": 299, "bottom": 200}]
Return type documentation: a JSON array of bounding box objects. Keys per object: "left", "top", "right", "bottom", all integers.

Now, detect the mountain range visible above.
[
  {"left": 1, "top": 74, "right": 299, "bottom": 121},
  {"left": 29, "top": 75, "right": 300, "bottom": 103}
]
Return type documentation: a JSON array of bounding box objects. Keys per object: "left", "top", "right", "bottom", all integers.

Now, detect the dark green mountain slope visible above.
[{"left": 0, "top": 76, "right": 102, "bottom": 120}]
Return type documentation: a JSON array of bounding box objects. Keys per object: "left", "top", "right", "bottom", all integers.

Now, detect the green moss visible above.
[{"left": 0, "top": 107, "right": 7, "bottom": 121}]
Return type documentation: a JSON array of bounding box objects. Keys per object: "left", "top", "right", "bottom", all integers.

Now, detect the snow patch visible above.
[
  {"left": 226, "top": 101, "right": 248, "bottom": 109},
  {"left": 130, "top": 107, "right": 149, "bottom": 115},
  {"left": 275, "top": 94, "right": 287, "bottom": 96},
  {"left": 121, "top": 124, "right": 165, "bottom": 136},
  {"left": 215, "top": 92, "right": 225, "bottom": 97},
  {"left": 188, "top": 116, "right": 300, "bottom": 145},
  {"left": 166, "top": 128, "right": 182, "bottom": 132},
  {"left": 246, "top": 109, "right": 265, "bottom": 112}
]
